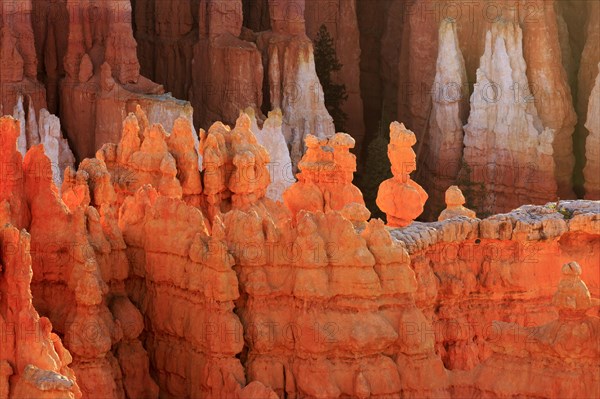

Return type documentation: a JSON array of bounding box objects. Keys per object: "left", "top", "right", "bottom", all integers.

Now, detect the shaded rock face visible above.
[
  {"left": 4, "top": 0, "right": 598, "bottom": 215},
  {"left": 584, "top": 62, "right": 600, "bottom": 199},
  {"left": 0, "top": 0, "right": 46, "bottom": 117},
  {"left": 462, "top": 20, "right": 558, "bottom": 214},
  {"left": 132, "top": 0, "right": 336, "bottom": 171},
  {"left": 354, "top": 0, "right": 596, "bottom": 215},
  {"left": 305, "top": 0, "right": 365, "bottom": 151}
]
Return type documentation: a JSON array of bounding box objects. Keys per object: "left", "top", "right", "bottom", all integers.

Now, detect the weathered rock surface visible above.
[
  {"left": 390, "top": 200, "right": 600, "bottom": 377},
  {"left": 247, "top": 108, "right": 295, "bottom": 202},
  {"left": 0, "top": 224, "right": 81, "bottom": 399},
  {"left": 584, "top": 62, "right": 600, "bottom": 199},
  {"left": 521, "top": 0, "right": 577, "bottom": 199},
  {"left": 283, "top": 132, "right": 367, "bottom": 223},
  {"left": 0, "top": 0, "right": 47, "bottom": 118},
  {"left": 190, "top": 0, "right": 264, "bottom": 129},
  {"left": 463, "top": 262, "right": 599, "bottom": 399},
  {"left": 377, "top": 122, "right": 428, "bottom": 227},
  {"left": 418, "top": 18, "right": 468, "bottom": 219},
  {"left": 0, "top": 113, "right": 156, "bottom": 399},
  {"left": 305, "top": 0, "right": 365, "bottom": 151},
  {"left": 2, "top": 104, "right": 600, "bottom": 398},
  {"left": 439, "top": 186, "right": 476, "bottom": 221},
  {"left": 463, "top": 21, "right": 557, "bottom": 215},
  {"left": 58, "top": 0, "right": 194, "bottom": 161}
]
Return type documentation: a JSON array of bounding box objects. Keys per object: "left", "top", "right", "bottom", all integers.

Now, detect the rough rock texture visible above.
[
  {"left": 418, "top": 19, "right": 468, "bottom": 219},
  {"left": 304, "top": 0, "right": 365, "bottom": 151},
  {"left": 3, "top": 103, "right": 600, "bottom": 398},
  {"left": 0, "top": 0, "right": 47, "bottom": 117},
  {"left": 0, "top": 223, "right": 81, "bottom": 399},
  {"left": 133, "top": 0, "right": 199, "bottom": 100},
  {"left": 377, "top": 122, "right": 428, "bottom": 227},
  {"left": 59, "top": 0, "right": 193, "bottom": 160},
  {"left": 259, "top": 32, "right": 335, "bottom": 171},
  {"left": 463, "top": 21, "right": 557, "bottom": 215},
  {"left": 283, "top": 133, "right": 367, "bottom": 224},
  {"left": 190, "top": 0, "right": 264, "bottom": 129},
  {"left": 0, "top": 114, "right": 156, "bottom": 399},
  {"left": 0, "top": 116, "right": 81, "bottom": 399},
  {"left": 229, "top": 210, "right": 450, "bottom": 398},
  {"left": 576, "top": 1, "right": 600, "bottom": 194},
  {"left": 384, "top": 0, "right": 592, "bottom": 213},
  {"left": 463, "top": 262, "right": 599, "bottom": 399},
  {"left": 584, "top": 62, "right": 600, "bottom": 199},
  {"left": 11, "top": 95, "right": 75, "bottom": 189},
  {"left": 247, "top": 108, "right": 295, "bottom": 202},
  {"left": 521, "top": 0, "right": 577, "bottom": 199},
  {"left": 390, "top": 200, "right": 600, "bottom": 378},
  {"left": 119, "top": 186, "right": 247, "bottom": 398},
  {"left": 438, "top": 186, "right": 476, "bottom": 222}
]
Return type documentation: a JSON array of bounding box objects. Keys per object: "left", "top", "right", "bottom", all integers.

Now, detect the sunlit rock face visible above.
[
  {"left": 2, "top": 0, "right": 600, "bottom": 398},
  {"left": 2, "top": 106, "right": 599, "bottom": 398}
]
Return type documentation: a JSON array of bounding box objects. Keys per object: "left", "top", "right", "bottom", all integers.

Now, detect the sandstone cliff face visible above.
[
  {"left": 418, "top": 19, "right": 468, "bottom": 219},
  {"left": 0, "top": 115, "right": 156, "bottom": 399},
  {"left": 0, "top": 0, "right": 46, "bottom": 117},
  {"left": 58, "top": 0, "right": 194, "bottom": 160},
  {"left": 584, "top": 63, "right": 600, "bottom": 199},
  {"left": 576, "top": 1, "right": 600, "bottom": 193},
  {"left": 190, "top": 0, "right": 264, "bottom": 129},
  {"left": 258, "top": 30, "right": 335, "bottom": 171},
  {"left": 0, "top": 116, "right": 80, "bottom": 399},
  {"left": 2, "top": 103, "right": 600, "bottom": 398},
  {"left": 463, "top": 21, "right": 557, "bottom": 214},
  {"left": 464, "top": 262, "right": 599, "bottom": 399},
  {"left": 391, "top": 200, "right": 600, "bottom": 377},
  {"left": 384, "top": 0, "right": 594, "bottom": 212},
  {"left": 119, "top": 186, "right": 246, "bottom": 398},
  {"left": 228, "top": 210, "right": 449, "bottom": 398},
  {"left": 0, "top": 224, "right": 81, "bottom": 399},
  {"left": 305, "top": 0, "right": 365, "bottom": 150},
  {"left": 10, "top": 96, "right": 75, "bottom": 189},
  {"left": 133, "top": 0, "right": 199, "bottom": 100},
  {"left": 521, "top": 0, "right": 577, "bottom": 199}
]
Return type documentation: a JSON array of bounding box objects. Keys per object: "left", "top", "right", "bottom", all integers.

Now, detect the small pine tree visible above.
[
  {"left": 359, "top": 110, "right": 393, "bottom": 220},
  {"left": 314, "top": 24, "right": 348, "bottom": 132}
]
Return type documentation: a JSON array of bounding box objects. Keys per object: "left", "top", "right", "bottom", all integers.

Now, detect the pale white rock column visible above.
[
  {"left": 247, "top": 108, "right": 295, "bottom": 202},
  {"left": 267, "top": 40, "right": 335, "bottom": 171},
  {"left": 38, "top": 109, "right": 75, "bottom": 188},
  {"left": 421, "top": 18, "right": 468, "bottom": 217},
  {"left": 463, "top": 21, "right": 557, "bottom": 214},
  {"left": 26, "top": 95, "right": 40, "bottom": 149},
  {"left": 13, "top": 95, "right": 27, "bottom": 157},
  {"left": 584, "top": 62, "right": 600, "bottom": 199}
]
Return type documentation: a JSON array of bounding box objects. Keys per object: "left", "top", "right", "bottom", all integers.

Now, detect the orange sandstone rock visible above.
[
  {"left": 376, "top": 122, "right": 428, "bottom": 227},
  {"left": 438, "top": 186, "right": 476, "bottom": 221},
  {"left": 584, "top": 62, "right": 600, "bottom": 199},
  {"left": 283, "top": 133, "right": 367, "bottom": 220},
  {"left": 0, "top": 222, "right": 80, "bottom": 399},
  {"left": 469, "top": 262, "right": 599, "bottom": 399}
]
